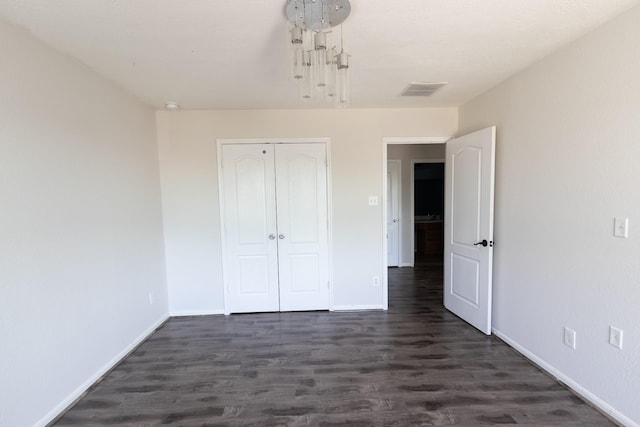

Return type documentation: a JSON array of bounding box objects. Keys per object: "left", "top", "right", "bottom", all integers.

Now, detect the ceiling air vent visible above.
[{"left": 401, "top": 82, "right": 447, "bottom": 97}]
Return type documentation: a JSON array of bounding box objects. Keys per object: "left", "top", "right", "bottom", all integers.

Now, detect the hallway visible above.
[{"left": 54, "top": 261, "right": 615, "bottom": 426}]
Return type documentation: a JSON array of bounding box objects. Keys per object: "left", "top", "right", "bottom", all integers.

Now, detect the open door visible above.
[{"left": 444, "top": 127, "right": 495, "bottom": 335}]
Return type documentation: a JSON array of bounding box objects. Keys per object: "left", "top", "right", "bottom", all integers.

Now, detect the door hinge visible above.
[{"left": 327, "top": 281, "right": 330, "bottom": 289}]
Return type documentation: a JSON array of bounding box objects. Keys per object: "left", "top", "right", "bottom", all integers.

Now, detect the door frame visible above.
[
  {"left": 382, "top": 137, "right": 450, "bottom": 310},
  {"left": 217, "top": 138, "right": 333, "bottom": 315},
  {"left": 386, "top": 159, "right": 401, "bottom": 267},
  {"left": 410, "top": 159, "right": 445, "bottom": 267}
]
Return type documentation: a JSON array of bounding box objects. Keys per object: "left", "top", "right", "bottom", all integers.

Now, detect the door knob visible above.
[
  {"left": 473, "top": 239, "right": 488, "bottom": 247},
  {"left": 279, "top": 234, "right": 285, "bottom": 239},
  {"left": 268, "top": 234, "right": 276, "bottom": 240},
  {"left": 392, "top": 218, "right": 399, "bottom": 223}
]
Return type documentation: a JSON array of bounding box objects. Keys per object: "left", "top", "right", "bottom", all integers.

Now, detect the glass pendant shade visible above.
[
  {"left": 292, "top": 45, "right": 305, "bottom": 80},
  {"left": 313, "top": 32, "right": 329, "bottom": 87},
  {"left": 326, "top": 47, "right": 337, "bottom": 98},
  {"left": 291, "top": 25, "right": 303, "bottom": 44},
  {"left": 299, "top": 51, "right": 314, "bottom": 102},
  {"left": 290, "top": 27, "right": 304, "bottom": 80},
  {"left": 336, "top": 51, "right": 350, "bottom": 107}
]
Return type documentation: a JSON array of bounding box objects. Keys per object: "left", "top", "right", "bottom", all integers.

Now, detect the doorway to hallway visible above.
[{"left": 383, "top": 127, "right": 496, "bottom": 336}]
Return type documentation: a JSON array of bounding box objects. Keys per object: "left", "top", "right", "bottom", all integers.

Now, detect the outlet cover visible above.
[{"left": 564, "top": 327, "right": 576, "bottom": 350}]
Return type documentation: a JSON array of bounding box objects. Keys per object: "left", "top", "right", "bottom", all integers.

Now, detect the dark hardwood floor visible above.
[{"left": 54, "top": 258, "right": 616, "bottom": 426}]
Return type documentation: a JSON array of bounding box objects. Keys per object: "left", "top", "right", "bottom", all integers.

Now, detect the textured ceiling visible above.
[{"left": 0, "top": 0, "right": 637, "bottom": 109}]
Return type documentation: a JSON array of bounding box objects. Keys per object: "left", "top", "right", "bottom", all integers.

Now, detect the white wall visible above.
[
  {"left": 0, "top": 19, "right": 169, "bottom": 426},
  {"left": 459, "top": 6, "right": 640, "bottom": 426},
  {"left": 156, "top": 109, "right": 457, "bottom": 314},
  {"left": 388, "top": 144, "right": 445, "bottom": 266}
]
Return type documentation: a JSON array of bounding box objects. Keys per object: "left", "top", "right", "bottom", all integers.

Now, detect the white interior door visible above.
[
  {"left": 276, "top": 144, "right": 329, "bottom": 311},
  {"left": 387, "top": 160, "right": 400, "bottom": 267},
  {"left": 444, "top": 127, "right": 496, "bottom": 335},
  {"left": 221, "top": 144, "right": 280, "bottom": 313}
]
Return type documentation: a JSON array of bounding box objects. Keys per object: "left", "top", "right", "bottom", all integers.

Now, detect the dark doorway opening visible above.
[{"left": 414, "top": 162, "right": 444, "bottom": 264}]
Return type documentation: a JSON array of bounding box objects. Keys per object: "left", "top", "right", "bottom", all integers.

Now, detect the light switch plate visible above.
[
  {"left": 609, "top": 326, "right": 623, "bottom": 349},
  {"left": 563, "top": 327, "right": 576, "bottom": 350},
  {"left": 368, "top": 196, "right": 378, "bottom": 206},
  {"left": 614, "top": 217, "right": 628, "bottom": 238}
]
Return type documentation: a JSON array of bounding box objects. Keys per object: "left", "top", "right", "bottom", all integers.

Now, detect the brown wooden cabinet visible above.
[{"left": 415, "top": 221, "right": 444, "bottom": 255}]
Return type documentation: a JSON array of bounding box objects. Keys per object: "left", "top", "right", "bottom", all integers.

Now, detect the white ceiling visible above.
[{"left": 1, "top": 0, "right": 637, "bottom": 110}]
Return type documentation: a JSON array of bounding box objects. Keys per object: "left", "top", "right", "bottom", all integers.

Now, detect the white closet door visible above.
[
  {"left": 275, "top": 144, "right": 330, "bottom": 311},
  {"left": 221, "top": 144, "right": 279, "bottom": 313}
]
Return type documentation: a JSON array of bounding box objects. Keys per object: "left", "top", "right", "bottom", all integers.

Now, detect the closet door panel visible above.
[
  {"left": 221, "top": 144, "right": 279, "bottom": 313},
  {"left": 275, "top": 143, "right": 330, "bottom": 311}
]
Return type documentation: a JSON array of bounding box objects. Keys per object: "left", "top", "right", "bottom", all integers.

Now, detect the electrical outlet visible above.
[
  {"left": 372, "top": 276, "right": 380, "bottom": 286},
  {"left": 564, "top": 327, "right": 576, "bottom": 350},
  {"left": 609, "top": 326, "right": 623, "bottom": 349},
  {"left": 149, "top": 292, "right": 155, "bottom": 305}
]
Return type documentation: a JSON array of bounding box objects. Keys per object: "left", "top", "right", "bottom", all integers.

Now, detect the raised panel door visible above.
[
  {"left": 275, "top": 143, "right": 329, "bottom": 311},
  {"left": 221, "top": 144, "right": 279, "bottom": 313}
]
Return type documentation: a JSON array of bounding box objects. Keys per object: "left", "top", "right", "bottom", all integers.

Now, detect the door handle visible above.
[
  {"left": 473, "top": 239, "right": 488, "bottom": 247},
  {"left": 392, "top": 218, "right": 399, "bottom": 223},
  {"left": 268, "top": 234, "right": 276, "bottom": 240},
  {"left": 279, "top": 234, "right": 285, "bottom": 240}
]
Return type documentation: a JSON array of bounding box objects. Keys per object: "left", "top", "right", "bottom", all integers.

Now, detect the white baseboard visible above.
[
  {"left": 37, "top": 313, "right": 170, "bottom": 427},
  {"left": 170, "top": 309, "right": 225, "bottom": 317},
  {"left": 493, "top": 328, "right": 638, "bottom": 427},
  {"left": 332, "top": 304, "right": 384, "bottom": 311},
  {"left": 399, "top": 263, "right": 414, "bottom": 268}
]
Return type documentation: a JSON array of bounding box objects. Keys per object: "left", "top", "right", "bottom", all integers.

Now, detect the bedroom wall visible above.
[
  {"left": 459, "top": 5, "right": 640, "bottom": 425},
  {"left": 156, "top": 108, "right": 457, "bottom": 314},
  {"left": 0, "top": 19, "right": 168, "bottom": 426}
]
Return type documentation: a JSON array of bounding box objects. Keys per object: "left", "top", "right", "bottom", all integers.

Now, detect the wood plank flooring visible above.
[{"left": 53, "top": 258, "right": 616, "bottom": 426}]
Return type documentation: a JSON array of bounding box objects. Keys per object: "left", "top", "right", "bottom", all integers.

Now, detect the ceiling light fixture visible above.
[
  {"left": 285, "top": 0, "right": 351, "bottom": 107},
  {"left": 165, "top": 101, "right": 180, "bottom": 110}
]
